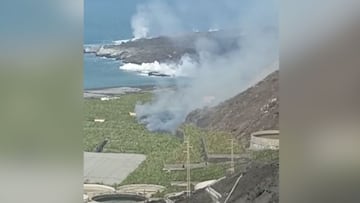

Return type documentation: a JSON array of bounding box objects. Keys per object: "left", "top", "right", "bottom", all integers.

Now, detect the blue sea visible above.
[
  {"left": 84, "top": 0, "right": 175, "bottom": 89},
  {"left": 84, "top": 54, "right": 176, "bottom": 89}
]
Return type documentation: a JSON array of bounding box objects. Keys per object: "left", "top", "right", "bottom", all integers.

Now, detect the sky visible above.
[
  {"left": 84, "top": 0, "right": 144, "bottom": 44},
  {"left": 84, "top": 0, "right": 277, "bottom": 44}
]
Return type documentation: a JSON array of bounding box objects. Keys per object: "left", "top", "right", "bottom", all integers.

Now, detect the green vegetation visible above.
[
  {"left": 83, "top": 92, "right": 177, "bottom": 154},
  {"left": 182, "top": 124, "right": 245, "bottom": 155},
  {"left": 251, "top": 149, "right": 279, "bottom": 161},
  {"left": 84, "top": 92, "right": 245, "bottom": 191}
]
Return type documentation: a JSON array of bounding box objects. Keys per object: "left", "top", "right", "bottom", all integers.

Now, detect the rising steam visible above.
[
  {"left": 131, "top": 7, "right": 149, "bottom": 39},
  {"left": 131, "top": 0, "right": 278, "bottom": 132}
]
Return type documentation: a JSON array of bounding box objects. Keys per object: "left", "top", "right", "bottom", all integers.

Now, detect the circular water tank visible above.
[
  {"left": 249, "top": 130, "right": 279, "bottom": 150},
  {"left": 92, "top": 193, "right": 147, "bottom": 203}
]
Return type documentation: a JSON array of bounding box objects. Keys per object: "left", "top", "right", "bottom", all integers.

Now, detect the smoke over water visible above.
[
  {"left": 132, "top": 0, "right": 278, "bottom": 133},
  {"left": 120, "top": 55, "right": 197, "bottom": 77}
]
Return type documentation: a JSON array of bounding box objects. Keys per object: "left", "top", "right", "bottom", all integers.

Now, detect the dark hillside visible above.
[{"left": 186, "top": 70, "right": 279, "bottom": 147}]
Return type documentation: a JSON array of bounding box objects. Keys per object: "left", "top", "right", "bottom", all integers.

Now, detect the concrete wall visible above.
[{"left": 249, "top": 130, "right": 279, "bottom": 150}]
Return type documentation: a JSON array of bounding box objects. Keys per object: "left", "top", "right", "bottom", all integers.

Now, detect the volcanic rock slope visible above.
[
  {"left": 186, "top": 70, "right": 279, "bottom": 146},
  {"left": 175, "top": 161, "right": 279, "bottom": 203},
  {"left": 85, "top": 30, "right": 241, "bottom": 64}
]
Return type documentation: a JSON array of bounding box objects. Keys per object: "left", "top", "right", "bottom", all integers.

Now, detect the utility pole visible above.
[
  {"left": 229, "top": 137, "right": 235, "bottom": 174},
  {"left": 183, "top": 132, "right": 192, "bottom": 200},
  {"left": 187, "top": 138, "right": 191, "bottom": 199}
]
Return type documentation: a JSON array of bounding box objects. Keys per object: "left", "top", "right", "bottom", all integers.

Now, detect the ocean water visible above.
[
  {"left": 84, "top": 54, "right": 175, "bottom": 89},
  {"left": 84, "top": 0, "right": 142, "bottom": 44},
  {"left": 84, "top": 0, "right": 176, "bottom": 89}
]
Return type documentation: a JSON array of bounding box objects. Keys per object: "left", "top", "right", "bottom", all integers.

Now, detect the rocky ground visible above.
[
  {"left": 186, "top": 70, "right": 279, "bottom": 148},
  {"left": 83, "top": 87, "right": 143, "bottom": 98},
  {"left": 177, "top": 70, "right": 279, "bottom": 203},
  {"left": 174, "top": 161, "right": 279, "bottom": 203},
  {"left": 84, "top": 30, "right": 241, "bottom": 64}
]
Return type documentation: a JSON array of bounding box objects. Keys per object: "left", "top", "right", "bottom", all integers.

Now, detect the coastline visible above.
[
  {"left": 84, "top": 30, "right": 239, "bottom": 65},
  {"left": 83, "top": 84, "right": 176, "bottom": 98},
  {"left": 84, "top": 84, "right": 157, "bottom": 91}
]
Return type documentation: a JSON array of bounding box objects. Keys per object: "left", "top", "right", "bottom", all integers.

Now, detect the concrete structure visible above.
[
  {"left": 249, "top": 130, "right": 279, "bottom": 150},
  {"left": 83, "top": 194, "right": 89, "bottom": 203},
  {"left": 100, "top": 97, "right": 110, "bottom": 101},
  {"left": 84, "top": 152, "right": 146, "bottom": 185},
  {"left": 194, "top": 180, "right": 217, "bottom": 191},
  {"left": 170, "top": 181, "right": 197, "bottom": 187},
  {"left": 206, "top": 186, "right": 222, "bottom": 202},
  {"left": 84, "top": 184, "right": 115, "bottom": 193},
  {"left": 94, "top": 119, "right": 105, "bottom": 123},
  {"left": 91, "top": 193, "right": 147, "bottom": 202},
  {"left": 117, "top": 184, "right": 165, "bottom": 198},
  {"left": 84, "top": 184, "right": 116, "bottom": 200},
  {"left": 101, "top": 96, "right": 120, "bottom": 101},
  {"left": 164, "top": 191, "right": 186, "bottom": 202}
]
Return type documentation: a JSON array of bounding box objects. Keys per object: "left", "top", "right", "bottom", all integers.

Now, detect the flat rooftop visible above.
[{"left": 84, "top": 152, "right": 146, "bottom": 185}]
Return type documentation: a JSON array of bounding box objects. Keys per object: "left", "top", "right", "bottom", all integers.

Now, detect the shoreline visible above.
[
  {"left": 83, "top": 84, "right": 176, "bottom": 98},
  {"left": 84, "top": 84, "right": 157, "bottom": 91}
]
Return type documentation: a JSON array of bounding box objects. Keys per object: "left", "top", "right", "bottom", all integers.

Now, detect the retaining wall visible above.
[{"left": 249, "top": 130, "right": 279, "bottom": 150}]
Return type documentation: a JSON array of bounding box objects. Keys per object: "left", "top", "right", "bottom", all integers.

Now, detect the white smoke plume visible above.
[
  {"left": 130, "top": 8, "right": 149, "bottom": 39},
  {"left": 131, "top": 0, "right": 184, "bottom": 39},
  {"left": 132, "top": 0, "right": 278, "bottom": 132},
  {"left": 120, "top": 55, "right": 197, "bottom": 77}
]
